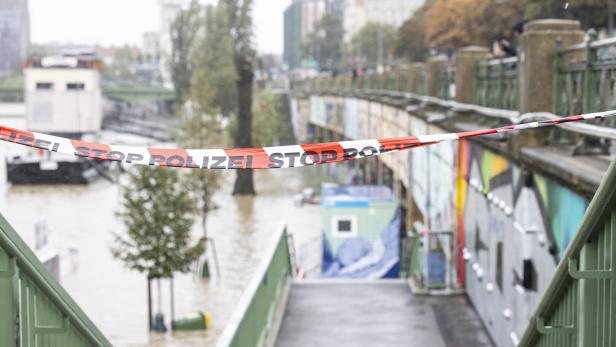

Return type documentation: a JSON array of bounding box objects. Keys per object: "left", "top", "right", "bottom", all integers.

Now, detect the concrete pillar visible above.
[
  {"left": 455, "top": 46, "right": 490, "bottom": 104},
  {"left": 518, "top": 19, "right": 584, "bottom": 114},
  {"left": 408, "top": 63, "right": 425, "bottom": 94},
  {"left": 425, "top": 55, "right": 448, "bottom": 97}
]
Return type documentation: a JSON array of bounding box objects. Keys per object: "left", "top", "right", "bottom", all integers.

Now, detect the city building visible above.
[
  {"left": 142, "top": 31, "right": 161, "bottom": 62},
  {"left": 329, "top": 0, "right": 345, "bottom": 28},
  {"left": 284, "top": 1, "right": 303, "bottom": 70},
  {"left": 0, "top": 0, "right": 30, "bottom": 75},
  {"left": 24, "top": 52, "right": 103, "bottom": 136},
  {"left": 7, "top": 52, "right": 105, "bottom": 184},
  {"left": 344, "top": 0, "right": 424, "bottom": 42},
  {"left": 158, "top": 0, "right": 186, "bottom": 87},
  {"left": 284, "top": 0, "right": 329, "bottom": 71}
]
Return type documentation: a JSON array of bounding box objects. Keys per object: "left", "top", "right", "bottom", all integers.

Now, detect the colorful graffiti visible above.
[
  {"left": 303, "top": 95, "right": 592, "bottom": 347},
  {"left": 456, "top": 139, "right": 588, "bottom": 346}
]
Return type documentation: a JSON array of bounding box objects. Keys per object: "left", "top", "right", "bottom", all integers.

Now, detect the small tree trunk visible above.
[
  {"left": 147, "top": 277, "right": 152, "bottom": 331},
  {"left": 201, "top": 195, "right": 208, "bottom": 239},
  {"left": 233, "top": 57, "right": 256, "bottom": 195}
]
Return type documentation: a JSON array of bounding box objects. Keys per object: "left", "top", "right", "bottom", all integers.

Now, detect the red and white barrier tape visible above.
[{"left": 1, "top": 110, "right": 614, "bottom": 170}]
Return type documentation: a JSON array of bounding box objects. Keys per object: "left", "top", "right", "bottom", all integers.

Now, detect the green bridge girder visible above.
[
  {"left": 103, "top": 86, "right": 175, "bottom": 104},
  {"left": 0, "top": 76, "right": 174, "bottom": 104},
  {"left": 0, "top": 213, "right": 111, "bottom": 347}
]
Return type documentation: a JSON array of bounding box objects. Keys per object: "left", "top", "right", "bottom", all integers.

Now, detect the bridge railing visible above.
[
  {"left": 437, "top": 64, "right": 456, "bottom": 101},
  {"left": 518, "top": 158, "right": 616, "bottom": 347},
  {"left": 402, "top": 229, "right": 457, "bottom": 292},
  {"left": 475, "top": 57, "right": 518, "bottom": 110},
  {"left": 290, "top": 20, "right": 616, "bottom": 155},
  {"left": 216, "top": 224, "right": 293, "bottom": 347},
  {"left": 551, "top": 32, "right": 616, "bottom": 153},
  {"left": 0, "top": 213, "right": 111, "bottom": 346},
  {"left": 555, "top": 32, "right": 616, "bottom": 119}
]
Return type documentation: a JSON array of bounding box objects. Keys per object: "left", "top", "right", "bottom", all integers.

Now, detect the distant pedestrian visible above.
[{"left": 499, "top": 39, "right": 517, "bottom": 57}]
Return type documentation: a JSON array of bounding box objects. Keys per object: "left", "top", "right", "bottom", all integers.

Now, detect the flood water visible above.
[{"left": 0, "top": 128, "right": 323, "bottom": 346}]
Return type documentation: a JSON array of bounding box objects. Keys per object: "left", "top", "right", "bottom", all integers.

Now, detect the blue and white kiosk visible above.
[{"left": 320, "top": 184, "right": 401, "bottom": 279}]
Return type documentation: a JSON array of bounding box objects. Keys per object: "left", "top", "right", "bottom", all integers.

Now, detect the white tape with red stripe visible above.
[{"left": 1, "top": 110, "right": 614, "bottom": 170}]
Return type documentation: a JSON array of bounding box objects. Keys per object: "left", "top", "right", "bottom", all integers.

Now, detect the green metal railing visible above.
[
  {"left": 518, "top": 159, "right": 616, "bottom": 347},
  {"left": 555, "top": 32, "right": 616, "bottom": 122},
  {"left": 216, "top": 224, "right": 293, "bottom": 347},
  {"left": 0, "top": 213, "right": 111, "bottom": 346},
  {"left": 398, "top": 69, "right": 410, "bottom": 93},
  {"left": 475, "top": 57, "right": 518, "bottom": 110},
  {"left": 402, "top": 230, "right": 456, "bottom": 291},
  {"left": 0, "top": 75, "right": 24, "bottom": 102},
  {"left": 416, "top": 70, "right": 426, "bottom": 96},
  {"left": 401, "top": 233, "right": 423, "bottom": 283},
  {"left": 437, "top": 64, "right": 456, "bottom": 100}
]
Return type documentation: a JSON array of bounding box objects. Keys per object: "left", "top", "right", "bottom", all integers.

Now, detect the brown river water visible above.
[{"left": 0, "top": 128, "right": 323, "bottom": 346}]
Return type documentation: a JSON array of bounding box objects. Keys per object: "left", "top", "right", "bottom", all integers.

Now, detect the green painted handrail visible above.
[
  {"left": 0, "top": 213, "right": 111, "bottom": 346},
  {"left": 518, "top": 159, "right": 616, "bottom": 346},
  {"left": 216, "top": 224, "right": 293, "bottom": 347}
]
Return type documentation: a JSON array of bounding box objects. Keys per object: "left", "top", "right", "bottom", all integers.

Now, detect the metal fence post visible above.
[
  {"left": 576, "top": 239, "right": 599, "bottom": 346},
  {"left": 582, "top": 29, "right": 598, "bottom": 114},
  {"left": 0, "top": 251, "right": 16, "bottom": 346},
  {"left": 553, "top": 39, "right": 564, "bottom": 115}
]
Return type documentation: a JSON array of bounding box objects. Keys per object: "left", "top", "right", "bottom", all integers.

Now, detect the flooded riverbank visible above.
[{"left": 0, "top": 130, "right": 323, "bottom": 346}]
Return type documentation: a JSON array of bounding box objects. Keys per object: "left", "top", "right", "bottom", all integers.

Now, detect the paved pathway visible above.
[{"left": 274, "top": 280, "right": 493, "bottom": 347}]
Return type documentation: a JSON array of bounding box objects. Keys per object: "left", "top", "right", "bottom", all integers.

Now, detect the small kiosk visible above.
[{"left": 321, "top": 184, "right": 401, "bottom": 278}]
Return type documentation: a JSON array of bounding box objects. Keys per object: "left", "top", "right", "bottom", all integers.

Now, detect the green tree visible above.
[
  {"left": 251, "top": 89, "right": 283, "bottom": 147},
  {"left": 302, "top": 13, "right": 344, "bottom": 71},
  {"left": 199, "top": 3, "right": 238, "bottom": 117},
  {"left": 349, "top": 22, "right": 397, "bottom": 69},
  {"left": 424, "top": 0, "right": 475, "bottom": 51},
  {"left": 170, "top": 0, "right": 201, "bottom": 103},
  {"left": 112, "top": 166, "right": 204, "bottom": 326},
  {"left": 465, "top": 0, "right": 527, "bottom": 46},
  {"left": 179, "top": 67, "right": 224, "bottom": 238},
  {"left": 524, "top": 0, "right": 613, "bottom": 30},
  {"left": 223, "top": 0, "right": 257, "bottom": 195},
  {"left": 394, "top": 2, "right": 431, "bottom": 62},
  {"left": 108, "top": 45, "right": 137, "bottom": 78}
]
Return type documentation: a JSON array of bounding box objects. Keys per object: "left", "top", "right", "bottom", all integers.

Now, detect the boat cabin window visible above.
[
  {"left": 67, "top": 83, "right": 85, "bottom": 91},
  {"left": 36, "top": 82, "right": 54, "bottom": 90},
  {"left": 332, "top": 215, "right": 357, "bottom": 238}
]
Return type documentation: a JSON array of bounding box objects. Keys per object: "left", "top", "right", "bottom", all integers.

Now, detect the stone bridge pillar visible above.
[
  {"left": 455, "top": 46, "right": 490, "bottom": 104},
  {"left": 518, "top": 19, "right": 584, "bottom": 114},
  {"left": 513, "top": 19, "right": 585, "bottom": 156},
  {"left": 426, "top": 55, "right": 448, "bottom": 97}
]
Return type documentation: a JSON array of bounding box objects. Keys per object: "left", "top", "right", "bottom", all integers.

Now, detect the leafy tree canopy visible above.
[
  {"left": 112, "top": 166, "right": 204, "bottom": 279},
  {"left": 198, "top": 3, "right": 238, "bottom": 117},
  {"left": 394, "top": 2, "right": 431, "bottom": 62},
  {"left": 350, "top": 22, "right": 397, "bottom": 69},
  {"left": 170, "top": 0, "right": 201, "bottom": 102},
  {"left": 302, "top": 14, "right": 344, "bottom": 71}
]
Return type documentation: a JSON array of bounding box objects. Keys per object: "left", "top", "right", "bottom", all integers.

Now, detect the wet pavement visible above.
[{"left": 275, "top": 280, "right": 493, "bottom": 347}]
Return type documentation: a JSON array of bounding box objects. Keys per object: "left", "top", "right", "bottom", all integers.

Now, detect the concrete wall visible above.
[{"left": 298, "top": 94, "right": 590, "bottom": 346}]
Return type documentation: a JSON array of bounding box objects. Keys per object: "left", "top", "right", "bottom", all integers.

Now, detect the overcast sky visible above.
[{"left": 29, "top": 0, "right": 290, "bottom": 54}]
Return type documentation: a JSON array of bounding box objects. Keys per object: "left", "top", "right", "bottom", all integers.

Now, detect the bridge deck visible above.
[{"left": 274, "top": 280, "right": 493, "bottom": 347}]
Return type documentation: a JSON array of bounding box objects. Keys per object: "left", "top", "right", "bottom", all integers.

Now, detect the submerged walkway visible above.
[{"left": 274, "top": 280, "right": 493, "bottom": 347}]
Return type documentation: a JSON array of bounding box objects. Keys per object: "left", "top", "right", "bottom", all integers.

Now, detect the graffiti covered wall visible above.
[
  {"left": 302, "top": 95, "right": 590, "bottom": 346},
  {"left": 457, "top": 140, "right": 588, "bottom": 345}
]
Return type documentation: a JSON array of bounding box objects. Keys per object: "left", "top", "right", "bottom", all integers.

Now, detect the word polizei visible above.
[{"left": 1, "top": 110, "right": 615, "bottom": 170}]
